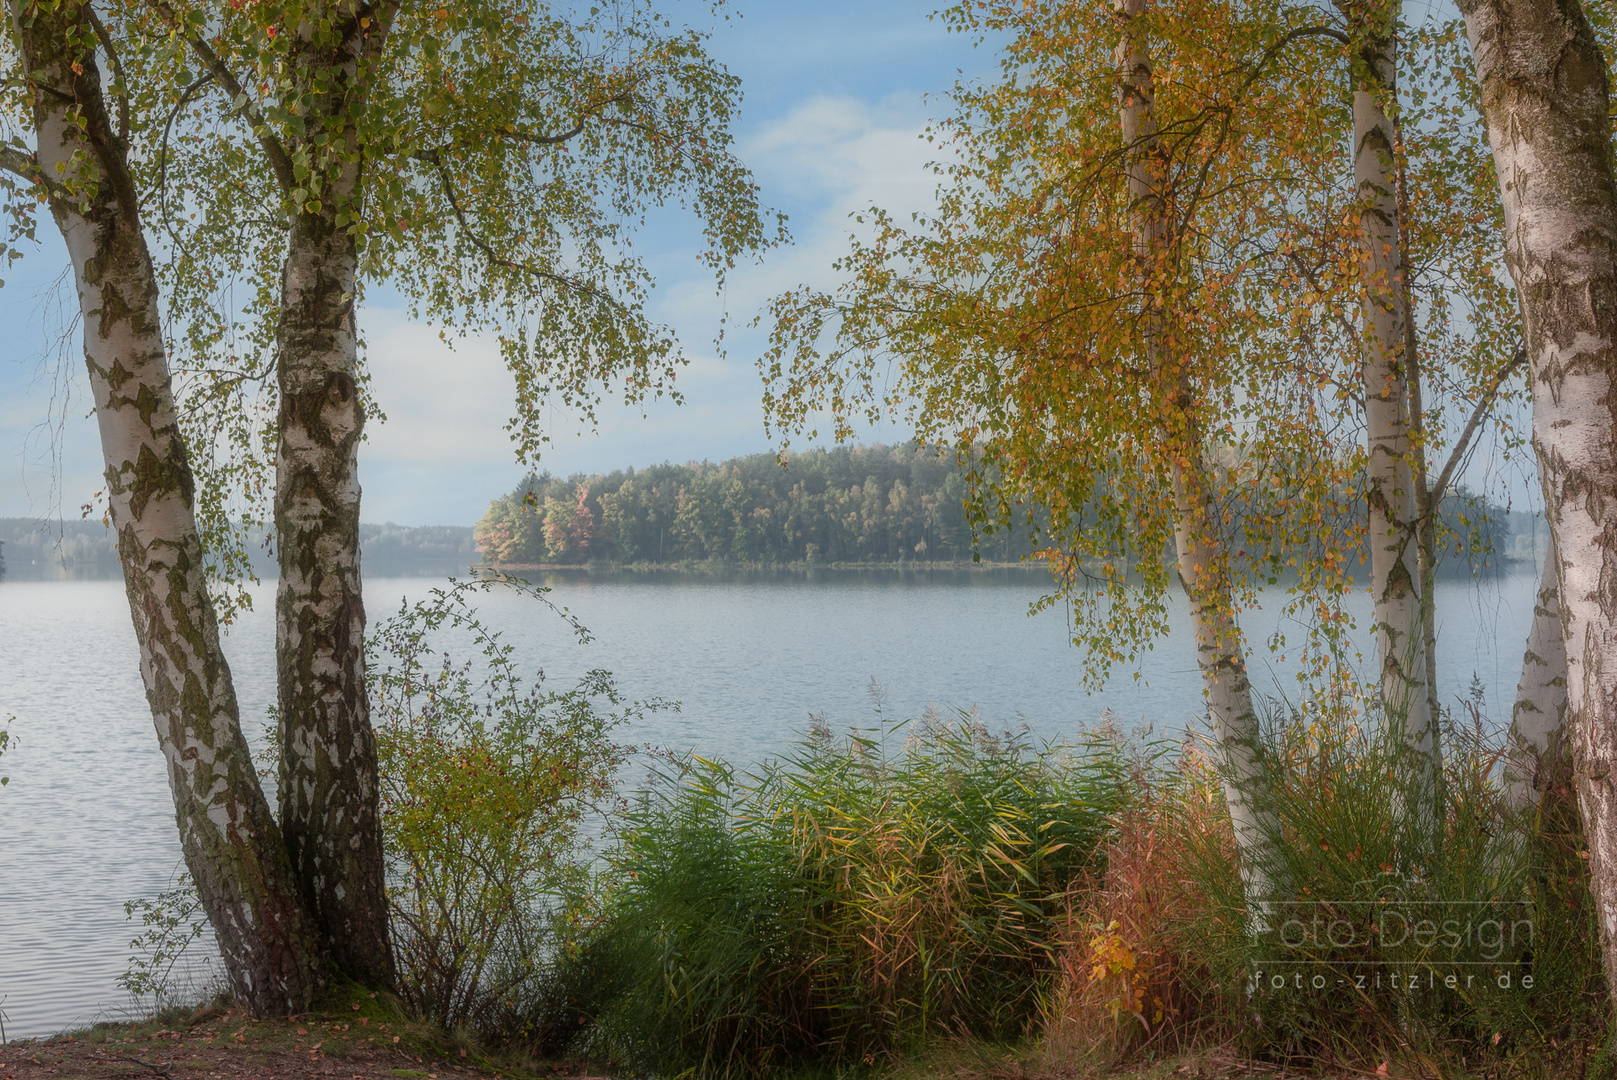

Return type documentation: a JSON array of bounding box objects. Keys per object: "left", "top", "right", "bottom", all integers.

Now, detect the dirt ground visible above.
[
  {"left": 0, "top": 1007, "right": 580, "bottom": 1080},
  {"left": 0, "top": 1010, "right": 1397, "bottom": 1080}
]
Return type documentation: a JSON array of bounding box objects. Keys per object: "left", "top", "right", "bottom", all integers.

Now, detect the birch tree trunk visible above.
[
  {"left": 1403, "top": 279, "right": 1444, "bottom": 739},
  {"left": 270, "top": 14, "right": 393, "bottom": 986},
  {"left": 1117, "top": 0, "right": 1285, "bottom": 918},
  {"left": 1459, "top": 0, "right": 1617, "bottom": 997},
  {"left": 275, "top": 202, "right": 392, "bottom": 989},
  {"left": 1504, "top": 549, "right": 1569, "bottom": 815},
  {"left": 5, "top": 0, "right": 324, "bottom": 1012},
  {"left": 1343, "top": 0, "right": 1438, "bottom": 832}
]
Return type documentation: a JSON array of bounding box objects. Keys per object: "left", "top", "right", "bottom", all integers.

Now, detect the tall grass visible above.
[
  {"left": 1049, "top": 695, "right": 1606, "bottom": 1072},
  {"left": 546, "top": 708, "right": 1132, "bottom": 1077}
]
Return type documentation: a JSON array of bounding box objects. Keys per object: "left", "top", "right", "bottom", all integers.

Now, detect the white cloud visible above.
[
  {"left": 726, "top": 94, "right": 945, "bottom": 309},
  {"left": 355, "top": 314, "right": 776, "bottom": 523},
  {"left": 358, "top": 93, "right": 941, "bottom": 524},
  {"left": 360, "top": 316, "right": 515, "bottom": 470},
  {"left": 747, "top": 94, "right": 942, "bottom": 210}
]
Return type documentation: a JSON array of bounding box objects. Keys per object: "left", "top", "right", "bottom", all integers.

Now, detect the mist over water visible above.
[{"left": 0, "top": 566, "right": 1539, "bottom": 1038}]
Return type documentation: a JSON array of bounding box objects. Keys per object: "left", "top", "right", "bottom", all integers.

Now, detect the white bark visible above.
[
  {"left": 1504, "top": 550, "right": 1568, "bottom": 815},
  {"left": 1460, "top": 0, "right": 1617, "bottom": 997},
  {"left": 6, "top": 0, "right": 323, "bottom": 1012},
  {"left": 269, "top": 11, "right": 393, "bottom": 988},
  {"left": 1117, "top": 0, "right": 1285, "bottom": 920},
  {"left": 1343, "top": 0, "right": 1438, "bottom": 830},
  {"left": 275, "top": 207, "right": 391, "bottom": 987}
]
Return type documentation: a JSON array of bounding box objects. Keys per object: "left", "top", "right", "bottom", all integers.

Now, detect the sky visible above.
[
  {"left": 0, "top": 2, "right": 1002, "bottom": 527},
  {"left": 0, "top": 2, "right": 1540, "bottom": 528}
]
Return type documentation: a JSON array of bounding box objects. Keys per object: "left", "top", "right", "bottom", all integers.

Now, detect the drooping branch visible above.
[
  {"left": 152, "top": 72, "right": 215, "bottom": 229},
  {"left": 502, "top": 91, "right": 635, "bottom": 147},
  {"left": 1237, "top": 24, "right": 1349, "bottom": 89},
  {"left": 415, "top": 148, "right": 629, "bottom": 313}
]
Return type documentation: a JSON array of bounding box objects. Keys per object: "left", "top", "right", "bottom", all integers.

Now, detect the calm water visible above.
[{"left": 0, "top": 566, "right": 1540, "bottom": 1038}]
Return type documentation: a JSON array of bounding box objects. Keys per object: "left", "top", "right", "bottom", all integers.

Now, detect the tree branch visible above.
[
  {"left": 503, "top": 91, "right": 635, "bottom": 147},
  {"left": 0, "top": 145, "right": 40, "bottom": 183},
  {"left": 415, "top": 148, "right": 628, "bottom": 313},
  {"left": 83, "top": 5, "right": 128, "bottom": 146},
  {"left": 1425, "top": 342, "right": 1528, "bottom": 509},
  {"left": 0, "top": 143, "right": 70, "bottom": 202},
  {"left": 507, "top": 116, "right": 590, "bottom": 147},
  {"left": 188, "top": 36, "right": 295, "bottom": 192},
  {"left": 1253, "top": 23, "right": 1350, "bottom": 68},
  {"left": 152, "top": 72, "right": 215, "bottom": 232},
  {"left": 150, "top": 3, "right": 297, "bottom": 192}
]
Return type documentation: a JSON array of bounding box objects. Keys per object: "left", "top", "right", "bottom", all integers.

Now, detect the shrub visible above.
[
  {"left": 551, "top": 703, "right": 1132, "bottom": 1077},
  {"left": 370, "top": 577, "right": 647, "bottom": 1036},
  {"left": 117, "top": 871, "right": 223, "bottom": 1013}
]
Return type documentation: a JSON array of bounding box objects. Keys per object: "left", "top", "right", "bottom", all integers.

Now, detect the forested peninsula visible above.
[
  {"left": 473, "top": 442, "right": 1532, "bottom": 571},
  {"left": 475, "top": 443, "right": 1000, "bottom": 566}
]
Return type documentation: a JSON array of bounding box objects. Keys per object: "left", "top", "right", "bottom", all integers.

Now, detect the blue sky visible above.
[
  {"left": 0, "top": 2, "right": 1539, "bottom": 527},
  {"left": 0, "top": 2, "right": 1001, "bottom": 526}
]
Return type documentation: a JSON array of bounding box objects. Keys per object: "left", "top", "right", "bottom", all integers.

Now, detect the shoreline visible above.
[{"left": 469, "top": 559, "right": 1048, "bottom": 573}]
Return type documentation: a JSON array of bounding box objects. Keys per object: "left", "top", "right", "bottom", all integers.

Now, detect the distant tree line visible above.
[
  {"left": 0, "top": 520, "right": 474, "bottom": 580},
  {"left": 0, "top": 520, "right": 123, "bottom": 578},
  {"left": 473, "top": 443, "right": 1518, "bottom": 572},
  {"left": 474, "top": 444, "right": 1018, "bottom": 567}
]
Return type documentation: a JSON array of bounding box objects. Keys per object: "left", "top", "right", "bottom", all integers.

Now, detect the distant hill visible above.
[
  {"left": 0, "top": 519, "right": 475, "bottom": 581},
  {"left": 359, "top": 522, "right": 478, "bottom": 565},
  {"left": 0, "top": 519, "right": 123, "bottom": 579}
]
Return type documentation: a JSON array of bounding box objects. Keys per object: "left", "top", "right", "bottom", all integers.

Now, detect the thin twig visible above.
[
  {"left": 115, "top": 1053, "right": 174, "bottom": 1076},
  {"left": 414, "top": 148, "right": 627, "bottom": 312},
  {"left": 1425, "top": 342, "right": 1528, "bottom": 510},
  {"left": 152, "top": 72, "right": 214, "bottom": 233}
]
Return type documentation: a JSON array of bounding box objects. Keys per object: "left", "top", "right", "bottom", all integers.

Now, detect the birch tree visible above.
[
  {"left": 1330, "top": 6, "right": 1531, "bottom": 842},
  {"left": 1458, "top": 0, "right": 1617, "bottom": 994},
  {"left": 1114, "top": 0, "right": 1286, "bottom": 922},
  {"left": 1341, "top": 0, "right": 1436, "bottom": 820},
  {"left": 761, "top": 0, "right": 1535, "bottom": 909},
  {"left": 761, "top": 0, "right": 1372, "bottom": 917},
  {"left": 103, "top": 0, "right": 779, "bottom": 989},
  {"left": 1, "top": 0, "right": 776, "bottom": 1004},
  {"left": 0, "top": 0, "right": 326, "bottom": 1011}
]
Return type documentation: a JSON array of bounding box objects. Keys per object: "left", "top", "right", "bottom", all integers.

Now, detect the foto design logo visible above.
[{"left": 1249, "top": 878, "right": 1534, "bottom": 997}]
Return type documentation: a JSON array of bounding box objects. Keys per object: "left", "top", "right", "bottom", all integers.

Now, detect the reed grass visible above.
[
  {"left": 1048, "top": 694, "right": 1606, "bottom": 1074},
  {"left": 545, "top": 707, "right": 1133, "bottom": 1077},
  {"left": 452, "top": 678, "right": 1606, "bottom": 1078}
]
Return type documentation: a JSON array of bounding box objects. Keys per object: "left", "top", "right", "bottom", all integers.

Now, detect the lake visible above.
[{"left": 0, "top": 565, "right": 1542, "bottom": 1038}]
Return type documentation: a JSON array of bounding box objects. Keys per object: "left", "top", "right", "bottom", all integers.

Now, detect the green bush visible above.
[
  {"left": 117, "top": 872, "right": 217, "bottom": 1010},
  {"left": 370, "top": 577, "right": 648, "bottom": 1036},
  {"left": 549, "top": 705, "right": 1131, "bottom": 1077}
]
